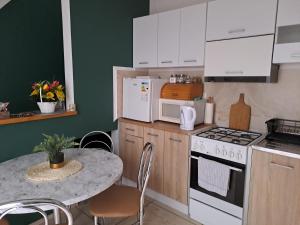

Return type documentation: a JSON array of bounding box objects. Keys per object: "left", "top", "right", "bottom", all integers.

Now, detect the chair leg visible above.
[{"left": 94, "top": 216, "right": 98, "bottom": 225}]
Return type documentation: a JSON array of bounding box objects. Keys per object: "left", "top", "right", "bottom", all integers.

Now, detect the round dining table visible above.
[{"left": 0, "top": 148, "right": 123, "bottom": 224}]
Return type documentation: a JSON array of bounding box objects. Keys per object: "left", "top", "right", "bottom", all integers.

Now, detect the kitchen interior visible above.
[
  {"left": 114, "top": 0, "right": 300, "bottom": 225},
  {"left": 0, "top": 0, "right": 300, "bottom": 225}
]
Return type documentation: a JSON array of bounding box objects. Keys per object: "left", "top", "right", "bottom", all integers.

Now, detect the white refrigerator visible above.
[{"left": 123, "top": 77, "right": 166, "bottom": 122}]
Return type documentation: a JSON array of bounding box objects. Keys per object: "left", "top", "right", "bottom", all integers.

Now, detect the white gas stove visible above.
[
  {"left": 191, "top": 127, "right": 262, "bottom": 164},
  {"left": 189, "top": 127, "right": 262, "bottom": 225}
]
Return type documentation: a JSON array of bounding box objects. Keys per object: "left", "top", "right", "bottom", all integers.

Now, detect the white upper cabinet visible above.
[
  {"left": 206, "top": 0, "right": 278, "bottom": 41},
  {"left": 277, "top": 0, "right": 300, "bottom": 26},
  {"left": 273, "top": 0, "right": 300, "bottom": 63},
  {"left": 133, "top": 15, "right": 158, "bottom": 68},
  {"left": 179, "top": 4, "right": 207, "bottom": 67},
  {"left": 205, "top": 35, "right": 275, "bottom": 78},
  {"left": 158, "top": 9, "right": 181, "bottom": 67}
]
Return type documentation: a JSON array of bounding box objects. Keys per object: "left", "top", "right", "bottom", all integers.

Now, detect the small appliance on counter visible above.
[
  {"left": 159, "top": 98, "right": 205, "bottom": 124},
  {"left": 180, "top": 105, "right": 196, "bottom": 131},
  {"left": 123, "top": 77, "right": 167, "bottom": 122}
]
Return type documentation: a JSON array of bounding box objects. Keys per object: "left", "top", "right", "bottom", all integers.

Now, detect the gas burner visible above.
[
  {"left": 232, "top": 139, "right": 241, "bottom": 144},
  {"left": 208, "top": 134, "right": 216, "bottom": 139},
  {"left": 241, "top": 133, "right": 251, "bottom": 139}
]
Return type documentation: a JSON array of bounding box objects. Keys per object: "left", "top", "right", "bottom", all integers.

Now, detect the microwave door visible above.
[{"left": 123, "top": 79, "right": 151, "bottom": 122}]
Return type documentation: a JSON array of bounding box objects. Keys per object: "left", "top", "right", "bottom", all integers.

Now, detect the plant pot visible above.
[
  {"left": 37, "top": 102, "right": 57, "bottom": 114},
  {"left": 50, "top": 152, "right": 64, "bottom": 169}
]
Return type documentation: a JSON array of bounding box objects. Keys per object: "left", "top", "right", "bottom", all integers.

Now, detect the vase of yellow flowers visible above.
[{"left": 30, "top": 80, "right": 65, "bottom": 114}]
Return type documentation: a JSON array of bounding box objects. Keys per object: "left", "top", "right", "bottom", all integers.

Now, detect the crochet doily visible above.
[{"left": 26, "top": 160, "right": 82, "bottom": 182}]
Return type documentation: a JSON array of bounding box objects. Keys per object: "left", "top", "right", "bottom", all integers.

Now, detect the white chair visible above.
[
  {"left": 0, "top": 199, "right": 73, "bottom": 225},
  {"left": 79, "top": 131, "right": 114, "bottom": 153},
  {"left": 88, "top": 142, "right": 154, "bottom": 225}
]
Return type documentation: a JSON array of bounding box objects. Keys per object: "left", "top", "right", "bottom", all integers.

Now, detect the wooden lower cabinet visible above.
[
  {"left": 119, "top": 133, "right": 143, "bottom": 182},
  {"left": 119, "top": 120, "right": 190, "bottom": 205},
  {"left": 144, "top": 127, "right": 165, "bottom": 193},
  {"left": 248, "top": 150, "right": 300, "bottom": 225},
  {"left": 163, "top": 131, "right": 189, "bottom": 205}
]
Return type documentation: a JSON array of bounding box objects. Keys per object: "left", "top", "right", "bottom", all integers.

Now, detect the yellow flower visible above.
[
  {"left": 55, "top": 90, "right": 65, "bottom": 101},
  {"left": 46, "top": 92, "right": 55, "bottom": 100},
  {"left": 57, "top": 85, "right": 63, "bottom": 91},
  {"left": 30, "top": 89, "right": 39, "bottom": 96}
]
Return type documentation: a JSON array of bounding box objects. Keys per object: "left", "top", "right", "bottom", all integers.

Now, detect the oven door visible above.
[{"left": 190, "top": 151, "right": 246, "bottom": 209}]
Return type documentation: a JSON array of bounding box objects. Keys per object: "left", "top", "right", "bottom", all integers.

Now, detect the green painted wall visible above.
[
  {"left": 0, "top": 0, "right": 149, "bottom": 224},
  {"left": 0, "top": 0, "right": 65, "bottom": 113}
]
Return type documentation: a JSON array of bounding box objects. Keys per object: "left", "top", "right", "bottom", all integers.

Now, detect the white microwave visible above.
[{"left": 159, "top": 99, "right": 206, "bottom": 124}]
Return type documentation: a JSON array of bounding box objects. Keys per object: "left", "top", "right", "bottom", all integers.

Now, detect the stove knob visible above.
[
  {"left": 216, "top": 146, "right": 221, "bottom": 155},
  {"left": 229, "top": 151, "right": 235, "bottom": 159},
  {"left": 237, "top": 153, "right": 243, "bottom": 160},
  {"left": 222, "top": 148, "right": 228, "bottom": 156},
  {"left": 199, "top": 143, "right": 206, "bottom": 152}
]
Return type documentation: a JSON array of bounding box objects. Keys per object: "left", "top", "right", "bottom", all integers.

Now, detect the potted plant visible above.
[
  {"left": 30, "top": 80, "right": 65, "bottom": 114},
  {"left": 33, "top": 134, "right": 77, "bottom": 169}
]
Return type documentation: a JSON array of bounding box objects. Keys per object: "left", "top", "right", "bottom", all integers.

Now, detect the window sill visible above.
[{"left": 0, "top": 111, "right": 77, "bottom": 126}]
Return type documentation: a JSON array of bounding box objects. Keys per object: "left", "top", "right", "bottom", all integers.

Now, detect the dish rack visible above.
[{"left": 266, "top": 119, "right": 300, "bottom": 145}]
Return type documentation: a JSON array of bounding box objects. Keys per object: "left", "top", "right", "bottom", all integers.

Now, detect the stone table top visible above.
[{"left": 0, "top": 148, "right": 123, "bottom": 212}]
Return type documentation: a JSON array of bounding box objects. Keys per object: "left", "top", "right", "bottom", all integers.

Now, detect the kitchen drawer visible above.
[
  {"left": 206, "top": 0, "right": 277, "bottom": 41},
  {"left": 273, "top": 43, "right": 300, "bottom": 63},
  {"left": 204, "top": 35, "right": 274, "bottom": 77},
  {"left": 120, "top": 122, "right": 143, "bottom": 138}
]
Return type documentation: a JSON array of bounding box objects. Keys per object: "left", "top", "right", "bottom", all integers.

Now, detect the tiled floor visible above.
[{"left": 69, "top": 199, "right": 202, "bottom": 225}]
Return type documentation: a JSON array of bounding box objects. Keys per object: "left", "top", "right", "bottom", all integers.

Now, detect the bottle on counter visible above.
[{"left": 169, "top": 74, "right": 176, "bottom": 84}]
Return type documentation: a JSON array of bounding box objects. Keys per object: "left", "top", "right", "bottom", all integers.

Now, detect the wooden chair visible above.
[
  {"left": 79, "top": 131, "right": 114, "bottom": 153},
  {"left": 0, "top": 199, "right": 73, "bottom": 225},
  {"left": 89, "top": 142, "right": 154, "bottom": 225}
]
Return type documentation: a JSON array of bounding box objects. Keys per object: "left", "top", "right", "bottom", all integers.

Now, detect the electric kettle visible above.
[{"left": 180, "top": 105, "right": 196, "bottom": 131}]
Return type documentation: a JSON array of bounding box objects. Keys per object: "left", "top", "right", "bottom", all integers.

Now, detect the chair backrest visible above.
[
  {"left": 0, "top": 199, "right": 73, "bottom": 225},
  {"left": 79, "top": 131, "right": 114, "bottom": 153},
  {"left": 137, "top": 142, "right": 154, "bottom": 195}
]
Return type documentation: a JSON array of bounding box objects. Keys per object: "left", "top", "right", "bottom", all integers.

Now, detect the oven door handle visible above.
[{"left": 191, "top": 156, "right": 243, "bottom": 172}]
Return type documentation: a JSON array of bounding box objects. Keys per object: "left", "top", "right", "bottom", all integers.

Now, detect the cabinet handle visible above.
[
  {"left": 270, "top": 162, "right": 294, "bottom": 170},
  {"left": 228, "top": 28, "right": 246, "bottom": 34},
  {"left": 161, "top": 60, "right": 173, "bottom": 64},
  {"left": 291, "top": 53, "right": 300, "bottom": 58},
  {"left": 184, "top": 59, "right": 197, "bottom": 63},
  {"left": 126, "top": 128, "right": 135, "bottom": 132},
  {"left": 225, "top": 70, "right": 244, "bottom": 75},
  {"left": 147, "top": 133, "right": 159, "bottom": 137},
  {"left": 169, "top": 137, "right": 182, "bottom": 143},
  {"left": 139, "top": 61, "right": 149, "bottom": 65},
  {"left": 125, "top": 139, "right": 135, "bottom": 144}
]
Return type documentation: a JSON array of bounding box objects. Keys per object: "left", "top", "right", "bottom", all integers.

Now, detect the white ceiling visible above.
[
  {"left": 150, "top": 0, "right": 211, "bottom": 14},
  {"left": 0, "top": 0, "right": 10, "bottom": 10}
]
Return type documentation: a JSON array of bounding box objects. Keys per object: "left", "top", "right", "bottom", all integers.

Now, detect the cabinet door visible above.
[
  {"left": 119, "top": 133, "right": 143, "bottom": 182},
  {"left": 158, "top": 9, "right": 180, "bottom": 67},
  {"left": 248, "top": 150, "right": 300, "bottom": 225},
  {"left": 163, "top": 132, "right": 189, "bottom": 205},
  {"left": 277, "top": 0, "right": 300, "bottom": 26},
  {"left": 179, "top": 4, "right": 206, "bottom": 67},
  {"left": 144, "top": 127, "right": 164, "bottom": 193},
  {"left": 204, "top": 35, "right": 274, "bottom": 77},
  {"left": 133, "top": 15, "right": 158, "bottom": 68},
  {"left": 206, "top": 0, "right": 277, "bottom": 41}
]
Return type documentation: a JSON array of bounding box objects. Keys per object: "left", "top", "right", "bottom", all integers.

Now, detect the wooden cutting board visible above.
[{"left": 229, "top": 93, "right": 251, "bottom": 131}]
